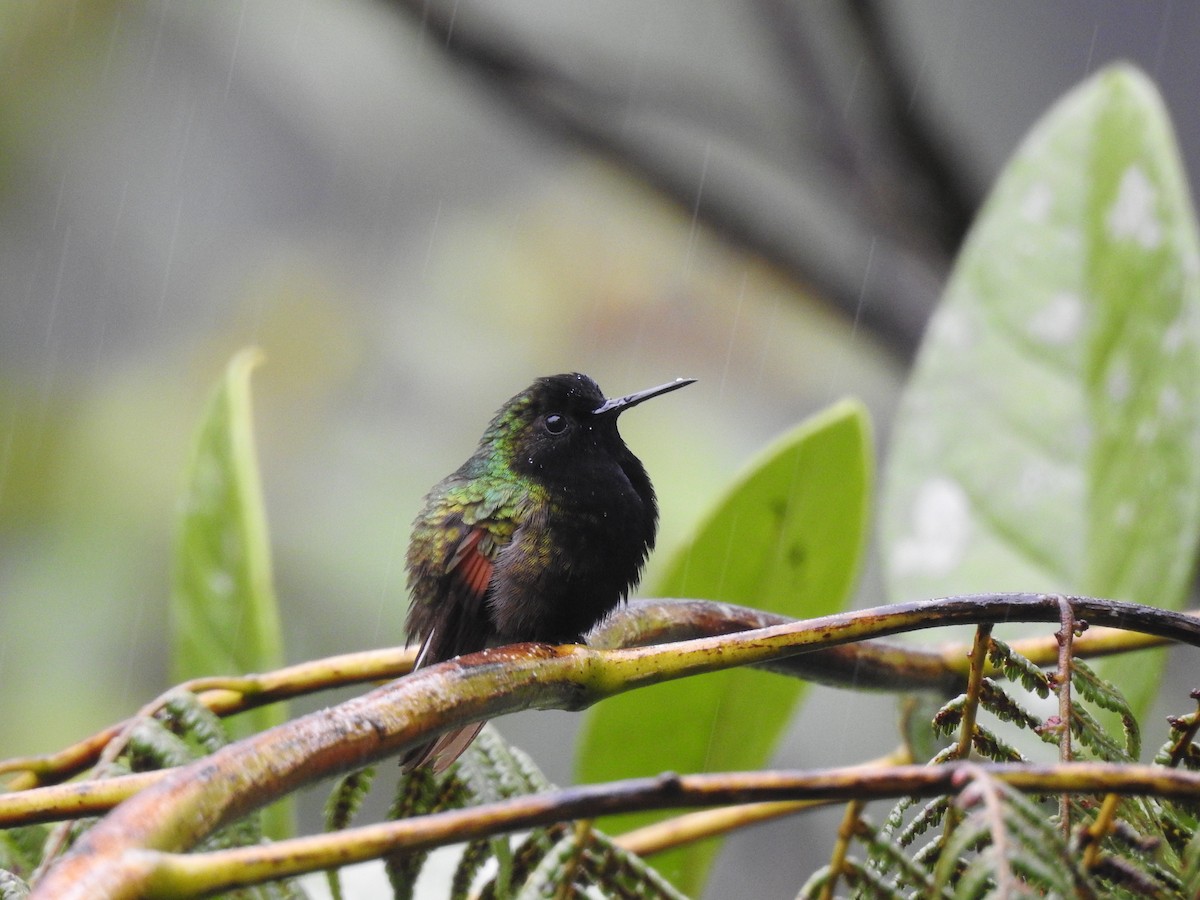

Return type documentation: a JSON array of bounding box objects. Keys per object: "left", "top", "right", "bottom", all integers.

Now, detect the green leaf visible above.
[
  {"left": 173, "top": 348, "right": 283, "bottom": 685},
  {"left": 881, "top": 65, "right": 1200, "bottom": 719},
  {"left": 575, "top": 399, "right": 872, "bottom": 893},
  {"left": 171, "top": 349, "right": 289, "bottom": 831}
]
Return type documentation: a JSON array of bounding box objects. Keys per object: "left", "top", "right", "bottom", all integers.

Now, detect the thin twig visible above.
[
  {"left": 941, "top": 624, "right": 993, "bottom": 846},
  {"left": 821, "top": 799, "right": 865, "bottom": 900},
  {"left": 1054, "top": 595, "right": 1077, "bottom": 838},
  {"left": 1165, "top": 688, "right": 1200, "bottom": 768},
  {"left": 956, "top": 625, "right": 995, "bottom": 761},
  {"left": 0, "top": 647, "right": 417, "bottom": 792},
  {"left": 85, "top": 763, "right": 1200, "bottom": 898},
  {"left": 614, "top": 747, "right": 912, "bottom": 856},
  {"left": 1081, "top": 792, "right": 1121, "bottom": 870}
]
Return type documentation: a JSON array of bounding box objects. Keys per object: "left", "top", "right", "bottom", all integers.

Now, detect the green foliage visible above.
[
  {"left": 575, "top": 399, "right": 872, "bottom": 892},
  {"left": 314, "top": 727, "right": 677, "bottom": 900},
  {"left": 813, "top": 638, "right": 1199, "bottom": 898},
  {"left": 8, "top": 64, "right": 1200, "bottom": 900},
  {"left": 172, "top": 349, "right": 285, "bottom": 726},
  {"left": 511, "top": 825, "right": 687, "bottom": 900},
  {"left": 0, "top": 869, "right": 30, "bottom": 900},
  {"left": 0, "top": 689, "right": 308, "bottom": 898},
  {"left": 0, "top": 824, "right": 45, "bottom": 889},
  {"left": 323, "top": 767, "right": 377, "bottom": 900},
  {"left": 171, "top": 349, "right": 291, "bottom": 839},
  {"left": 881, "top": 64, "right": 1200, "bottom": 720},
  {"left": 384, "top": 767, "right": 455, "bottom": 900}
]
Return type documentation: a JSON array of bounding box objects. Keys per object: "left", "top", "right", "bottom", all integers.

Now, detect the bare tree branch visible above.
[
  {"left": 60, "top": 762, "right": 1200, "bottom": 897},
  {"left": 28, "top": 594, "right": 1200, "bottom": 896},
  {"left": 387, "top": 0, "right": 955, "bottom": 360}
]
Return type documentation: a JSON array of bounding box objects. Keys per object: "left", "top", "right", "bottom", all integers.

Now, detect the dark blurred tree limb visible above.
[{"left": 387, "top": 0, "right": 980, "bottom": 360}]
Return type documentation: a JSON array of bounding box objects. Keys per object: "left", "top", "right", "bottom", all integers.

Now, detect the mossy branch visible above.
[
  {"left": 65, "top": 763, "right": 1200, "bottom": 898},
  {"left": 2, "top": 597, "right": 1184, "bottom": 800},
  {"left": 23, "top": 593, "right": 1200, "bottom": 897}
]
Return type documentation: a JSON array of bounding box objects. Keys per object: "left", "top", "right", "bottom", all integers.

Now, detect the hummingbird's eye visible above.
[{"left": 544, "top": 414, "right": 568, "bottom": 435}]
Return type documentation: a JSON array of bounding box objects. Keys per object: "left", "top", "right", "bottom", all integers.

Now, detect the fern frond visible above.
[
  {"left": 512, "top": 823, "right": 589, "bottom": 900},
  {"left": 986, "top": 640, "right": 1051, "bottom": 698},
  {"left": 977, "top": 678, "right": 1042, "bottom": 731},
  {"left": 477, "top": 824, "right": 568, "bottom": 900},
  {"left": 0, "top": 826, "right": 48, "bottom": 880},
  {"left": 0, "top": 869, "right": 30, "bottom": 900},
  {"left": 126, "top": 718, "right": 194, "bottom": 771},
  {"left": 578, "top": 830, "right": 689, "bottom": 900},
  {"left": 1071, "top": 660, "right": 1140, "bottom": 758},
  {"left": 861, "top": 815, "right": 948, "bottom": 895},
  {"left": 325, "top": 767, "right": 376, "bottom": 834},
  {"left": 969, "top": 723, "right": 1027, "bottom": 763},
  {"left": 321, "top": 766, "right": 376, "bottom": 900},
  {"left": 161, "top": 691, "right": 229, "bottom": 754},
  {"left": 1070, "top": 705, "right": 1131, "bottom": 762},
  {"left": 383, "top": 765, "right": 441, "bottom": 900},
  {"left": 898, "top": 796, "right": 951, "bottom": 847},
  {"left": 839, "top": 856, "right": 913, "bottom": 898}
]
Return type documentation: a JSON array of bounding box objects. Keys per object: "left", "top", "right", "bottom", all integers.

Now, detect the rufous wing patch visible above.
[{"left": 447, "top": 526, "right": 496, "bottom": 599}]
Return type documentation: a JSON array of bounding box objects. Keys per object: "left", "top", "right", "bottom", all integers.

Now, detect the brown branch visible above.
[
  {"left": 7, "top": 598, "right": 1180, "bottom": 798},
  {"left": 0, "top": 647, "right": 416, "bottom": 792},
  {"left": 2, "top": 598, "right": 1192, "bottom": 832},
  {"left": 594, "top": 598, "right": 1187, "bottom": 690},
  {"left": 27, "top": 593, "right": 1200, "bottom": 897},
  {"left": 614, "top": 747, "right": 912, "bottom": 856},
  {"left": 1054, "top": 595, "right": 1076, "bottom": 837},
  {"left": 74, "top": 763, "right": 1200, "bottom": 897}
]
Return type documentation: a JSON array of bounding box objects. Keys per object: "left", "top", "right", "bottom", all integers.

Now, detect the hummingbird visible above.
[{"left": 403, "top": 372, "right": 695, "bottom": 769}]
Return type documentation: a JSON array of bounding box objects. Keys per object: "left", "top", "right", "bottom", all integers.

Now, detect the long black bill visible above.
[{"left": 592, "top": 377, "right": 696, "bottom": 417}]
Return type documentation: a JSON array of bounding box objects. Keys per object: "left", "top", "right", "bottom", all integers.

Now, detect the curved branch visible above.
[
  {"left": 2, "top": 598, "right": 1180, "bottom": 798},
  {"left": 29, "top": 593, "right": 1200, "bottom": 896},
  {"left": 593, "top": 597, "right": 1184, "bottom": 690},
  {"left": 3, "top": 599, "right": 1185, "bottom": 831},
  {"left": 99, "top": 763, "right": 1200, "bottom": 896},
  {"left": 0, "top": 647, "right": 416, "bottom": 793}
]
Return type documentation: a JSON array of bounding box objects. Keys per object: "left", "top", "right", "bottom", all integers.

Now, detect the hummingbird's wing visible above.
[
  {"left": 403, "top": 519, "right": 508, "bottom": 772},
  {"left": 408, "top": 522, "right": 504, "bottom": 667}
]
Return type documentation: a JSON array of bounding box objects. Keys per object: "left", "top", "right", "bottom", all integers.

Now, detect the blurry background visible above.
[{"left": 1, "top": 1, "right": 1197, "bottom": 895}]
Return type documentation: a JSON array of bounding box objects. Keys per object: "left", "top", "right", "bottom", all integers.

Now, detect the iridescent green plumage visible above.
[{"left": 403, "top": 372, "right": 694, "bottom": 769}]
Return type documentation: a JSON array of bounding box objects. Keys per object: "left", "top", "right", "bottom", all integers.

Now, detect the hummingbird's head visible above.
[{"left": 485, "top": 373, "right": 694, "bottom": 481}]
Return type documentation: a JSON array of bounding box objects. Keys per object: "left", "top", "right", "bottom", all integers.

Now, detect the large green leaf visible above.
[
  {"left": 881, "top": 65, "right": 1200, "bottom": 720},
  {"left": 575, "top": 399, "right": 871, "bottom": 893},
  {"left": 172, "top": 348, "right": 285, "bottom": 730}
]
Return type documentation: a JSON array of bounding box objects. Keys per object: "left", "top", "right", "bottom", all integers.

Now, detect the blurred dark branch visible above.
[
  {"left": 755, "top": 0, "right": 975, "bottom": 256},
  {"left": 846, "top": 0, "right": 976, "bottom": 250},
  {"left": 387, "top": 0, "right": 975, "bottom": 361}
]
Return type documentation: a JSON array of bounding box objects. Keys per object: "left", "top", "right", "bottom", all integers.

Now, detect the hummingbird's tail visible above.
[
  {"left": 400, "top": 625, "right": 492, "bottom": 772},
  {"left": 401, "top": 722, "right": 486, "bottom": 773}
]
